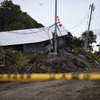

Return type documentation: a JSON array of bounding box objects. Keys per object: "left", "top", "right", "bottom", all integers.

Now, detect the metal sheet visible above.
[{"left": 0, "top": 26, "right": 67, "bottom": 46}]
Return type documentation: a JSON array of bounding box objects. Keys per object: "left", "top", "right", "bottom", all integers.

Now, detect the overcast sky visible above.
[{"left": 2, "top": 0, "right": 100, "bottom": 51}]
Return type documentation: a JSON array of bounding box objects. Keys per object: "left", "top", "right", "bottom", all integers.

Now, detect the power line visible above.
[
  {"left": 3, "top": 27, "right": 49, "bottom": 40},
  {"left": 67, "top": 9, "right": 90, "bottom": 31},
  {"left": 30, "top": 29, "right": 48, "bottom": 40},
  {"left": 2, "top": 24, "right": 65, "bottom": 44}
]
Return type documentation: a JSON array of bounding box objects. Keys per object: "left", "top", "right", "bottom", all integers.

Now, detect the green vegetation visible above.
[
  {"left": 0, "top": 0, "right": 44, "bottom": 31},
  {"left": 82, "top": 30, "right": 96, "bottom": 50},
  {"left": 73, "top": 47, "right": 100, "bottom": 64},
  {"left": 65, "top": 32, "right": 84, "bottom": 49},
  {"left": 87, "top": 51, "right": 100, "bottom": 63},
  {"left": 65, "top": 30, "right": 96, "bottom": 51},
  {"left": 0, "top": 50, "right": 41, "bottom": 73},
  {"left": 15, "top": 52, "right": 32, "bottom": 70}
]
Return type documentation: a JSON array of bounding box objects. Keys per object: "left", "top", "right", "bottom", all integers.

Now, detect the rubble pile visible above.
[{"left": 0, "top": 50, "right": 100, "bottom": 73}]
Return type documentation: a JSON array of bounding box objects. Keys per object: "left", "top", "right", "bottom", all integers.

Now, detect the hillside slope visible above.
[{"left": 0, "top": 0, "right": 44, "bottom": 32}]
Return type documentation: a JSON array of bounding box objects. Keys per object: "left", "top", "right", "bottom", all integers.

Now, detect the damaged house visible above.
[{"left": 0, "top": 26, "right": 67, "bottom": 53}]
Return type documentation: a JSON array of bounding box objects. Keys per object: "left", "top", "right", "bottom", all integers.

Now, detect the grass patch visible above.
[
  {"left": 87, "top": 51, "right": 100, "bottom": 64},
  {"left": 16, "top": 53, "right": 32, "bottom": 70},
  {"left": 74, "top": 48, "right": 100, "bottom": 64}
]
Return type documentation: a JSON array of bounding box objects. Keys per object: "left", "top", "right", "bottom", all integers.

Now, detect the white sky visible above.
[{"left": 2, "top": 0, "right": 100, "bottom": 51}]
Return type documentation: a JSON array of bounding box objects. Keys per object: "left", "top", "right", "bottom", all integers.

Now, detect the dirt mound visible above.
[
  {"left": 24, "top": 52, "right": 100, "bottom": 73},
  {"left": 0, "top": 51, "right": 100, "bottom": 73}
]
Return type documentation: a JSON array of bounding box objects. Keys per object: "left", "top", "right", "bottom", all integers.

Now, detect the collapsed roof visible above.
[{"left": 0, "top": 25, "right": 67, "bottom": 46}]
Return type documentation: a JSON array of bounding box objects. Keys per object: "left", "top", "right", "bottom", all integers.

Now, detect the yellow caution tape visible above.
[{"left": 0, "top": 73, "right": 100, "bottom": 82}]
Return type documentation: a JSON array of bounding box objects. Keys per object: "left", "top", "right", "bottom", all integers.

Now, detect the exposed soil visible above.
[
  {"left": 1, "top": 51, "right": 100, "bottom": 73},
  {"left": 0, "top": 75, "right": 100, "bottom": 100}
]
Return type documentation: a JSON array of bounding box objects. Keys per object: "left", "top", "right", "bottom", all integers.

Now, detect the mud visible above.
[{"left": 0, "top": 77, "right": 100, "bottom": 100}]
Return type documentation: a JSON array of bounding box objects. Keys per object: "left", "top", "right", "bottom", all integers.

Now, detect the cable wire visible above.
[
  {"left": 67, "top": 9, "right": 90, "bottom": 31},
  {"left": 30, "top": 29, "right": 48, "bottom": 40}
]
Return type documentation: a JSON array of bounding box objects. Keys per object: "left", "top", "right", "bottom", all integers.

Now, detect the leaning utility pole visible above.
[
  {"left": 54, "top": 0, "right": 57, "bottom": 54},
  {"left": 84, "top": 3, "right": 95, "bottom": 51}
]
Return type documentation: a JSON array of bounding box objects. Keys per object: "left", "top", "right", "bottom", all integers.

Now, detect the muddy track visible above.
[{"left": 0, "top": 78, "right": 99, "bottom": 100}]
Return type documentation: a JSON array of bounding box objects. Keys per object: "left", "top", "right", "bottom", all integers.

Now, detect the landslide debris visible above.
[{"left": 0, "top": 50, "right": 100, "bottom": 73}]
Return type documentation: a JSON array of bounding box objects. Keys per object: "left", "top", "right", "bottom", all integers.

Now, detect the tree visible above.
[
  {"left": 9, "top": 22, "right": 25, "bottom": 30},
  {"left": 0, "top": 0, "right": 44, "bottom": 31},
  {"left": 73, "top": 37, "right": 84, "bottom": 48},
  {"left": 65, "top": 32, "right": 73, "bottom": 47},
  {"left": 65, "top": 31, "right": 84, "bottom": 50},
  {"left": 81, "top": 30, "right": 96, "bottom": 50}
]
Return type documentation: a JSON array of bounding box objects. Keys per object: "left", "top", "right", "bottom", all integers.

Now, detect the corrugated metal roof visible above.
[{"left": 0, "top": 25, "right": 67, "bottom": 46}]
